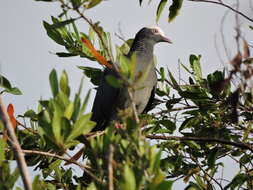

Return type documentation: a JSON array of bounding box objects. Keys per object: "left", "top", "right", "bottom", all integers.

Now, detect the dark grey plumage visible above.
[{"left": 91, "top": 26, "right": 171, "bottom": 131}]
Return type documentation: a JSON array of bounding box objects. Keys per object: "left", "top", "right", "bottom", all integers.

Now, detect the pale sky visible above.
[{"left": 1, "top": 0, "right": 252, "bottom": 189}]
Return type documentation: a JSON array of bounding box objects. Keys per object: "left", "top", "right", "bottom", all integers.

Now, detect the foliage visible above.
[
  {"left": 0, "top": 74, "right": 22, "bottom": 95},
  {"left": 1, "top": 0, "right": 253, "bottom": 190}
]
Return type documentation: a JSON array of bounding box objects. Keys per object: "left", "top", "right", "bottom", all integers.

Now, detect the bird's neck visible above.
[{"left": 128, "top": 38, "right": 154, "bottom": 58}]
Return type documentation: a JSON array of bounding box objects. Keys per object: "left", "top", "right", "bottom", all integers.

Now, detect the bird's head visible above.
[{"left": 135, "top": 26, "right": 172, "bottom": 44}]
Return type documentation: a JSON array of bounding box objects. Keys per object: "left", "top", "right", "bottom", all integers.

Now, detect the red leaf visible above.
[
  {"left": 243, "top": 39, "right": 250, "bottom": 59},
  {"left": 7, "top": 104, "right": 17, "bottom": 129},
  {"left": 64, "top": 147, "right": 84, "bottom": 165},
  {"left": 81, "top": 37, "right": 113, "bottom": 69}
]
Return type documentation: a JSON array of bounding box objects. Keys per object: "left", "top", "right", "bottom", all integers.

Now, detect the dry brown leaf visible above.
[
  {"left": 243, "top": 39, "right": 250, "bottom": 59},
  {"left": 230, "top": 52, "right": 242, "bottom": 69}
]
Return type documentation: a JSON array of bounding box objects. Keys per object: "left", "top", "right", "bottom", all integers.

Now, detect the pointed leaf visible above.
[
  {"left": 156, "top": 0, "right": 167, "bottom": 23},
  {"left": 67, "top": 113, "right": 95, "bottom": 141},
  {"left": 49, "top": 69, "right": 59, "bottom": 97},
  {"left": 168, "top": 0, "right": 183, "bottom": 22},
  {"left": 64, "top": 103, "right": 74, "bottom": 120},
  {"left": 60, "top": 70, "right": 70, "bottom": 97},
  {"left": 48, "top": 18, "right": 77, "bottom": 29},
  {"left": 81, "top": 37, "right": 112, "bottom": 69}
]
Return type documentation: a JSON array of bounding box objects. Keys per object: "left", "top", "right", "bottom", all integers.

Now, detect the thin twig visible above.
[
  {"left": 76, "top": 9, "right": 113, "bottom": 61},
  {"left": 154, "top": 105, "right": 198, "bottom": 115},
  {"left": 84, "top": 130, "right": 106, "bottom": 139},
  {"left": 0, "top": 97, "right": 32, "bottom": 190},
  {"left": 188, "top": 0, "right": 253, "bottom": 23},
  {"left": 5, "top": 148, "right": 105, "bottom": 185},
  {"left": 235, "top": 0, "right": 241, "bottom": 53},
  {"left": 190, "top": 154, "right": 224, "bottom": 189},
  {"left": 108, "top": 144, "right": 114, "bottom": 190},
  {"left": 58, "top": 0, "right": 114, "bottom": 63},
  {"left": 220, "top": 8, "right": 232, "bottom": 61},
  {"left": 146, "top": 135, "right": 253, "bottom": 153},
  {"left": 156, "top": 68, "right": 174, "bottom": 87},
  {"left": 115, "top": 32, "right": 127, "bottom": 43},
  {"left": 17, "top": 120, "right": 38, "bottom": 134}
]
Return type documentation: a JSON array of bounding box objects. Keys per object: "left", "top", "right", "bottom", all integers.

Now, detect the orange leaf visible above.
[
  {"left": 81, "top": 37, "right": 113, "bottom": 69},
  {"left": 7, "top": 104, "right": 17, "bottom": 129}
]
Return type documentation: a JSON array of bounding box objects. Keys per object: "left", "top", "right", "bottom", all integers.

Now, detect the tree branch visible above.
[
  {"left": 188, "top": 0, "right": 253, "bottom": 23},
  {"left": 0, "top": 97, "right": 32, "bottom": 190},
  {"left": 5, "top": 148, "right": 105, "bottom": 185},
  {"left": 59, "top": 0, "right": 114, "bottom": 63},
  {"left": 146, "top": 135, "right": 253, "bottom": 152},
  {"left": 108, "top": 144, "right": 114, "bottom": 190}
]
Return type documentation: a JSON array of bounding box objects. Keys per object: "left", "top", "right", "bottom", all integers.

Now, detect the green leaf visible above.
[
  {"left": 150, "top": 148, "right": 162, "bottom": 173},
  {"left": 5, "top": 87, "right": 22, "bottom": 95},
  {"left": 71, "top": 0, "right": 82, "bottom": 8},
  {"left": 52, "top": 106, "right": 62, "bottom": 144},
  {"left": 84, "top": 0, "right": 102, "bottom": 9},
  {"left": 48, "top": 18, "right": 77, "bottom": 29},
  {"left": 239, "top": 154, "right": 252, "bottom": 168},
  {"left": 179, "top": 117, "right": 199, "bottom": 131},
  {"left": 168, "top": 0, "right": 183, "bottom": 22},
  {"left": 156, "top": 0, "right": 167, "bottom": 23},
  {"left": 159, "top": 120, "right": 176, "bottom": 133},
  {"left": 189, "top": 54, "right": 202, "bottom": 81},
  {"left": 8, "top": 167, "right": 20, "bottom": 189},
  {"left": 0, "top": 138, "right": 5, "bottom": 165},
  {"left": 207, "top": 147, "right": 219, "bottom": 168},
  {"left": 79, "top": 89, "right": 91, "bottom": 117},
  {"left": 72, "top": 20, "right": 80, "bottom": 40},
  {"left": 119, "top": 39, "right": 134, "bottom": 55},
  {"left": 119, "top": 54, "right": 131, "bottom": 77},
  {"left": 64, "top": 103, "right": 74, "bottom": 120},
  {"left": 168, "top": 70, "right": 181, "bottom": 91},
  {"left": 0, "top": 75, "right": 11, "bottom": 89},
  {"left": 159, "top": 67, "right": 165, "bottom": 81},
  {"left": 185, "top": 141, "right": 201, "bottom": 150},
  {"left": 56, "top": 52, "right": 78, "bottom": 57},
  {"left": 195, "top": 175, "right": 207, "bottom": 189},
  {"left": 43, "top": 21, "right": 66, "bottom": 46},
  {"left": 23, "top": 109, "right": 37, "bottom": 120},
  {"left": 106, "top": 75, "right": 123, "bottom": 88},
  {"left": 0, "top": 75, "right": 22, "bottom": 95},
  {"left": 49, "top": 69, "right": 59, "bottom": 97},
  {"left": 60, "top": 70, "right": 70, "bottom": 97},
  {"left": 180, "top": 62, "right": 192, "bottom": 74},
  {"left": 156, "top": 180, "right": 174, "bottom": 190},
  {"left": 224, "top": 173, "right": 248, "bottom": 189},
  {"left": 67, "top": 113, "right": 95, "bottom": 141},
  {"left": 78, "top": 66, "right": 102, "bottom": 86},
  {"left": 120, "top": 165, "right": 136, "bottom": 190}
]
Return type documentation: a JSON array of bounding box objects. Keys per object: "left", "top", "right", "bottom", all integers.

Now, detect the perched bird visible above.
[
  {"left": 91, "top": 26, "right": 172, "bottom": 131},
  {"left": 66, "top": 26, "right": 171, "bottom": 165}
]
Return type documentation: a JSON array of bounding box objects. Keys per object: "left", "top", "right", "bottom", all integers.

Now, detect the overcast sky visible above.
[{"left": 1, "top": 0, "right": 253, "bottom": 188}]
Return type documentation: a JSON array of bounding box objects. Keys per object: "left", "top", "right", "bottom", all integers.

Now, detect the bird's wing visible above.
[
  {"left": 91, "top": 67, "right": 121, "bottom": 131},
  {"left": 143, "top": 85, "right": 156, "bottom": 113}
]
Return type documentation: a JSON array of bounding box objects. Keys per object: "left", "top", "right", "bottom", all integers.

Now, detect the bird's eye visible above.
[{"left": 153, "top": 28, "right": 159, "bottom": 34}]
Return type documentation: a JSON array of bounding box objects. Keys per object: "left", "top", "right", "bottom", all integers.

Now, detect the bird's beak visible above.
[{"left": 160, "top": 35, "right": 172, "bottom": 44}]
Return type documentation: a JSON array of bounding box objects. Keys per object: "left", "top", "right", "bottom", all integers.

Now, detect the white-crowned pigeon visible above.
[{"left": 91, "top": 26, "right": 171, "bottom": 131}]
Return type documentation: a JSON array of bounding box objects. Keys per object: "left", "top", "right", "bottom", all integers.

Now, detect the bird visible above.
[
  {"left": 91, "top": 26, "right": 172, "bottom": 131},
  {"left": 65, "top": 26, "right": 171, "bottom": 165}
]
